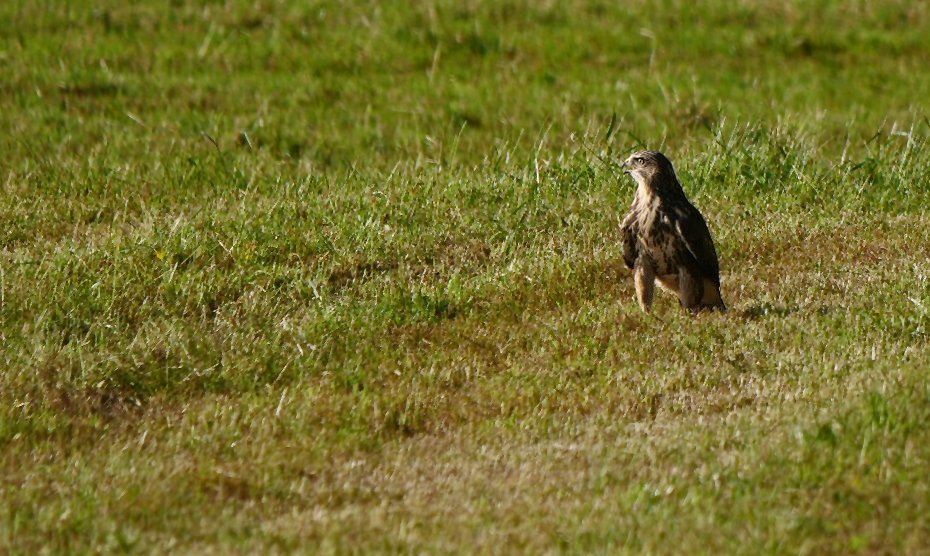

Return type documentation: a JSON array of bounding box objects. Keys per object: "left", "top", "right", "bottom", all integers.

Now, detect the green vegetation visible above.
[{"left": 3, "top": 0, "right": 930, "bottom": 553}]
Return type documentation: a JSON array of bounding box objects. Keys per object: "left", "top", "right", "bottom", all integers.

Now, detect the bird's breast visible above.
[{"left": 636, "top": 209, "right": 679, "bottom": 275}]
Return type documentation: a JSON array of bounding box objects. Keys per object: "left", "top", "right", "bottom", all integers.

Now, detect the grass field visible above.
[{"left": 3, "top": 0, "right": 930, "bottom": 553}]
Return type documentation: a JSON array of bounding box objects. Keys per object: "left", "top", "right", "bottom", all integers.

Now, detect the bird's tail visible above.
[{"left": 701, "top": 279, "right": 727, "bottom": 312}]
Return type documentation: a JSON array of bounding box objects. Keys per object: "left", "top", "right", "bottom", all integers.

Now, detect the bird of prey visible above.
[{"left": 619, "top": 150, "right": 726, "bottom": 313}]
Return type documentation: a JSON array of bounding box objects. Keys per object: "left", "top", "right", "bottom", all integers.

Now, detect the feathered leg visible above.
[
  {"left": 678, "top": 267, "right": 704, "bottom": 312},
  {"left": 634, "top": 261, "right": 656, "bottom": 313}
]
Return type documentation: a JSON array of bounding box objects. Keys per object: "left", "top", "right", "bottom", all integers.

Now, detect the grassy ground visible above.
[{"left": 3, "top": 0, "right": 930, "bottom": 553}]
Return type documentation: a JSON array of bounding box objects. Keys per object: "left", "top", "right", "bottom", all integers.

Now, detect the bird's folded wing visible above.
[
  {"left": 675, "top": 210, "right": 720, "bottom": 281},
  {"left": 620, "top": 213, "right": 638, "bottom": 269}
]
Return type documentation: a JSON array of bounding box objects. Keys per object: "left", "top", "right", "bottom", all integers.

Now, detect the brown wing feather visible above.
[
  {"left": 673, "top": 205, "right": 721, "bottom": 284},
  {"left": 620, "top": 211, "right": 639, "bottom": 269}
]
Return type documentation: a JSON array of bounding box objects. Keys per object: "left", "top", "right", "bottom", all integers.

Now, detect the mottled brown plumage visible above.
[{"left": 619, "top": 151, "right": 726, "bottom": 313}]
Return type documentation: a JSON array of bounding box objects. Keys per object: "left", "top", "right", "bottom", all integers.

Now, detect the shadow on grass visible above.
[
  {"left": 738, "top": 303, "right": 796, "bottom": 319},
  {"left": 738, "top": 303, "right": 839, "bottom": 319}
]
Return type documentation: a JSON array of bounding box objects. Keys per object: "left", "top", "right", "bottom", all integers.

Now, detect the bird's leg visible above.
[
  {"left": 634, "top": 261, "right": 656, "bottom": 313},
  {"left": 677, "top": 267, "right": 703, "bottom": 312}
]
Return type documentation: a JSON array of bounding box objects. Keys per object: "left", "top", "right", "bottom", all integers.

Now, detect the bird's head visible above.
[{"left": 621, "top": 150, "right": 682, "bottom": 196}]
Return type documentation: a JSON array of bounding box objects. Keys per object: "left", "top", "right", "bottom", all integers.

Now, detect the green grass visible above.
[{"left": 3, "top": 0, "right": 930, "bottom": 553}]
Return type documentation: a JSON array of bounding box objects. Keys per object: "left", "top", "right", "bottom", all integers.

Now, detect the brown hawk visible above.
[{"left": 619, "top": 150, "right": 726, "bottom": 313}]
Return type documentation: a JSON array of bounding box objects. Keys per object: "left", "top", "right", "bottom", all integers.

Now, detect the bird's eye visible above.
[{"left": 634, "top": 157, "right": 644, "bottom": 166}]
